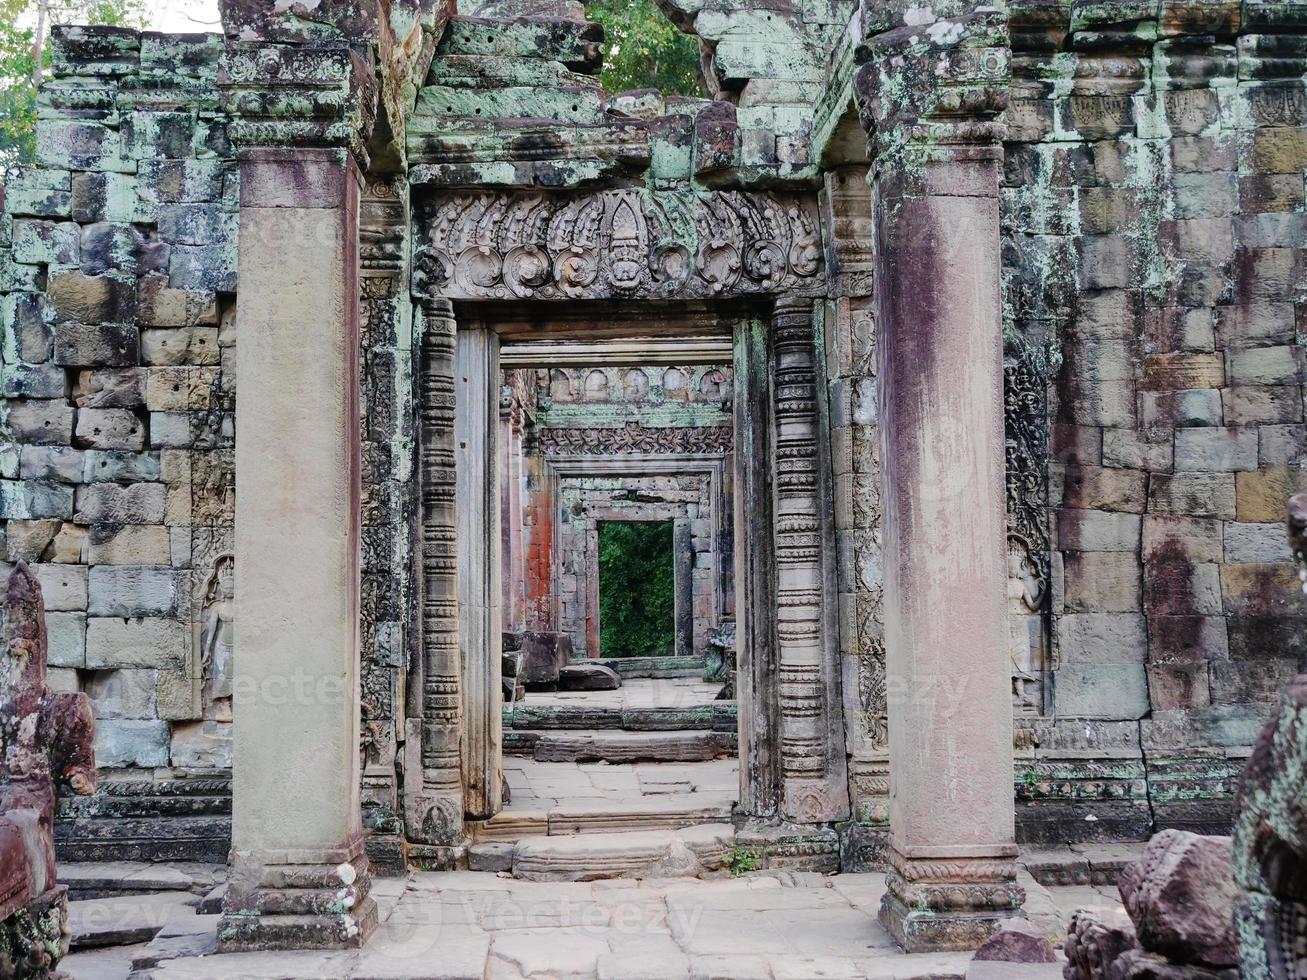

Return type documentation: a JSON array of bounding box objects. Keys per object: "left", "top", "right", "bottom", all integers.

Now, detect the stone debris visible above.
[
  {"left": 557, "top": 662, "right": 622, "bottom": 692},
  {"left": 512, "top": 823, "right": 735, "bottom": 881},
  {"left": 1064, "top": 907, "right": 1138, "bottom": 980},
  {"left": 1118, "top": 832, "right": 1238, "bottom": 968},
  {"left": 1232, "top": 668, "right": 1307, "bottom": 979},
  {"left": 972, "top": 917, "right": 1058, "bottom": 963},
  {"left": 519, "top": 631, "right": 573, "bottom": 687},
  {"left": 0, "top": 562, "right": 98, "bottom": 977},
  {"left": 1063, "top": 830, "right": 1239, "bottom": 980}
]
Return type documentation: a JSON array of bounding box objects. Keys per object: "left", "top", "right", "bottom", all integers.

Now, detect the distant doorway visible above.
[{"left": 598, "top": 520, "right": 676, "bottom": 658}]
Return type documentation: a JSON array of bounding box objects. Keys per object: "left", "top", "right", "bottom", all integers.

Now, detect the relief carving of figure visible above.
[
  {"left": 1007, "top": 536, "right": 1046, "bottom": 714},
  {"left": 200, "top": 556, "right": 235, "bottom": 708}
]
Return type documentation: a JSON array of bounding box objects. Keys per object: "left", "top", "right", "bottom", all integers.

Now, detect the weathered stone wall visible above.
[
  {"left": 0, "top": 26, "right": 237, "bottom": 860},
  {"left": 1002, "top": 0, "right": 1305, "bottom": 845},
  {"left": 9, "top": 0, "right": 1307, "bottom": 867}
]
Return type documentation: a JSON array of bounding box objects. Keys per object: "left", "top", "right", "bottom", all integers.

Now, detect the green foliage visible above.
[
  {"left": 598, "top": 520, "right": 676, "bottom": 658},
  {"left": 0, "top": 0, "right": 147, "bottom": 168},
  {"left": 725, "top": 847, "right": 761, "bottom": 876},
  {"left": 586, "top": 0, "right": 703, "bottom": 97}
]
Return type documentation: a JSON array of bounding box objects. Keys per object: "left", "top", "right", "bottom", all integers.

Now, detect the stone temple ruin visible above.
[{"left": 3, "top": 0, "right": 1307, "bottom": 968}]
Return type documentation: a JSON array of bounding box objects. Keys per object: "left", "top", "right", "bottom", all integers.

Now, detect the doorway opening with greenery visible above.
[{"left": 598, "top": 520, "right": 676, "bottom": 658}]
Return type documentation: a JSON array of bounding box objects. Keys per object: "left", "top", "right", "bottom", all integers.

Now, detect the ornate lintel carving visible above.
[
  {"left": 412, "top": 189, "right": 825, "bottom": 302},
  {"left": 540, "top": 423, "right": 734, "bottom": 457},
  {"left": 853, "top": 9, "right": 1011, "bottom": 162}
]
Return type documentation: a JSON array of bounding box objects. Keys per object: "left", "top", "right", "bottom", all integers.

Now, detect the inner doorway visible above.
[
  {"left": 496, "top": 355, "right": 740, "bottom": 850},
  {"left": 597, "top": 520, "right": 676, "bottom": 659}
]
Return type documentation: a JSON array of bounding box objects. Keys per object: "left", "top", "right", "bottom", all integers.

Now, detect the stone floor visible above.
[
  {"left": 503, "top": 757, "right": 738, "bottom": 811},
  {"left": 65, "top": 868, "right": 1109, "bottom": 980}
]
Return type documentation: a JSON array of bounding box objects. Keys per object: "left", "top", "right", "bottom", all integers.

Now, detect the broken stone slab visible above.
[
  {"left": 196, "top": 883, "right": 226, "bottom": 915},
  {"left": 468, "top": 842, "right": 515, "bottom": 873},
  {"left": 520, "top": 630, "right": 573, "bottom": 686},
  {"left": 130, "top": 913, "right": 219, "bottom": 969},
  {"left": 68, "top": 890, "right": 196, "bottom": 948},
  {"left": 1118, "top": 831, "right": 1238, "bottom": 967},
  {"left": 534, "top": 730, "right": 723, "bottom": 764},
  {"left": 599, "top": 655, "right": 703, "bottom": 679},
  {"left": 1100, "top": 948, "right": 1237, "bottom": 980},
  {"left": 557, "top": 661, "right": 621, "bottom": 691},
  {"left": 512, "top": 823, "right": 734, "bottom": 882},
  {"left": 972, "top": 917, "right": 1057, "bottom": 963},
  {"left": 507, "top": 704, "right": 622, "bottom": 729}
]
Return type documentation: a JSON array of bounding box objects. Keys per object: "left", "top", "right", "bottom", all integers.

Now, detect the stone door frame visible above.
[
  {"left": 413, "top": 298, "right": 850, "bottom": 837},
  {"left": 543, "top": 453, "right": 731, "bottom": 659}
]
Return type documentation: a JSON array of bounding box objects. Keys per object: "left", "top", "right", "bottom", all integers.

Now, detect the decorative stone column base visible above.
[
  {"left": 219, "top": 835, "right": 378, "bottom": 951},
  {"left": 735, "top": 821, "right": 842, "bottom": 873},
  {"left": 879, "top": 845, "right": 1025, "bottom": 952}
]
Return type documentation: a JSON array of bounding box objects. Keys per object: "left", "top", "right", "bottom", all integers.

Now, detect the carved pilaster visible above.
[
  {"left": 358, "top": 175, "right": 412, "bottom": 873},
  {"left": 408, "top": 297, "right": 464, "bottom": 851},
  {"left": 770, "top": 298, "right": 850, "bottom": 824}
]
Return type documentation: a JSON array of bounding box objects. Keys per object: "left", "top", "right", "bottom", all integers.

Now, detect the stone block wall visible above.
[
  {"left": 1003, "top": 0, "right": 1306, "bottom": 844},
  {"left": 0, "top": 26, "right": 237, "bottom": 860}
]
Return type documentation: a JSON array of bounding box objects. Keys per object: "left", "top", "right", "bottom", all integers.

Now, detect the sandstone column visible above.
[
  {"left": 222, "top": 146, "right": 377, "bottom": 949},
  {"left": 457, "top": 326, "right": 503, "bottom": 820},
  {"left": 855, "top": 11, "right": 1024, "bottom": 951}
]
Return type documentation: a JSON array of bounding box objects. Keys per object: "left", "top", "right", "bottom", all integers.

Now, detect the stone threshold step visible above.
[
  {"left": 506, "top": 728, "right": 736, "bottom": 762},
  {"left": 59, "top": 861, "right": 224, "bottom": 901},
  {"left": 595, "top": 655, "right": 707, "bottom": 679},
  {"left": 471, "top": 798, "right": 736, "bottom": 843},
  {"left": 475, "top": 823, "right": 736, "bottom": 881},
  {"left": 504, "top": 702, "right": 737, "bottom": 732}
]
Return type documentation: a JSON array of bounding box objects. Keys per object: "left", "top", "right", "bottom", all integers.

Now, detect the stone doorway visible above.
[
  {"left": 462, "top": 326, "right": 746, "bottom": 876},
  {"left": 407, "top": 285, "right": 853, "bottom": 877}
]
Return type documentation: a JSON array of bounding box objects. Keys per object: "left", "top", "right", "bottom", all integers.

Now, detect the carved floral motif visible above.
[
  {"left": 540, "top": 423, "right": 734, "bottom": 457},
  {"left": 413, "top": 190, "right": 824, "bottom": 302}
]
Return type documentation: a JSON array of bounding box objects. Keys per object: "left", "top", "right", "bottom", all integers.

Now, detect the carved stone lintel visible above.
[
  {"left": 409, "top": 297, "right": 465, "bottom": 847},
  {"left": 413, "top": 190, "right": 824, "bottom": 303},
  {"left": 540, "top": 423, "right": 734, "bottom": 457}
]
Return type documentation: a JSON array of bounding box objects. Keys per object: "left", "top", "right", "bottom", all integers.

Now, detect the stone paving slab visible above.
[
  {"left": 79, "top": 868, "right": 1123, "bottom": 980},
  {"left": 69, "top": 891, "right": 197, "bottom": 950}
]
